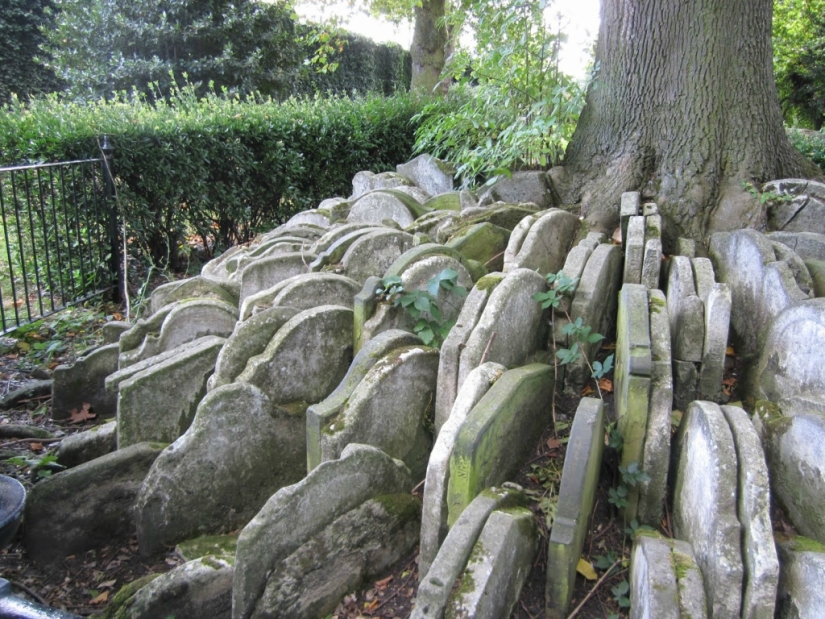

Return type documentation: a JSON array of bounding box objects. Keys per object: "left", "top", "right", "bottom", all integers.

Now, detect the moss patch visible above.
[
  {"left": 275, "top": 400, "right": 311, "bottom": 418},
  {"left": 177, "top": 533, "right": 239, "bottom": 563},
  {"left": 374, "top": 493, "right": 422, "bottom": 526},
  {"left": 99, "top": 573, "right": 162, "bottom": 619},
  {"left": 476, "top": 273, "right": 504, "bottom": 292},
  {"left": 778, "top": 533, "right": 825, "bottom": 554}
]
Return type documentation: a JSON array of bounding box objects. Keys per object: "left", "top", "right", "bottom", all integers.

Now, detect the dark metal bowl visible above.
[{"left": 0, "top": 476, "right": 25, "bottom": 549}]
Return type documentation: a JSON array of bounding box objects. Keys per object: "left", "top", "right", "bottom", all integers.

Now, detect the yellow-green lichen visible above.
[{"left": 476, "top": 273, "right": 504, "bottom": 292}]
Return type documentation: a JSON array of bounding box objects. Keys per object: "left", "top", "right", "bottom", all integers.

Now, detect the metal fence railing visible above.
[{"left": 0, "top": 137, "right": 119, "bottom": 335}]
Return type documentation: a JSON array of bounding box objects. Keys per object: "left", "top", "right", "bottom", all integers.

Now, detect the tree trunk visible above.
[
  {"left": 410, "top": 0, "right": 447, "bottom": 94},
  {"left": 554, "top": 0, "right": 821, "bottom": 247}
]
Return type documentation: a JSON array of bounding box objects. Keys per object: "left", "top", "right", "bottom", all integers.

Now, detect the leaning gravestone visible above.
[
  {"left": 134, "top": 383, "right": 307, "bottom": 555},
  {"left": 445, "top": 507, "right": 537, "bottom": 619},
  {"left": 420, "top": 362, "right": 506, "bottom": 578},
  {"left": 306, "top": 329, "right": 421, "bottom": 472},
  {"left": 238, "top": 272, "right": 360, "bottom": 321},
  {"left": 447, "top": 364, "right": 553, "bottom": 525},
  {"left": 116, "top": 336, "right": 225, "bottom": 448},
  {"left": 775, "top": 534, "right": 825, "bottom": 619},
  {"left": 347, "top": 192, "right": 416, "bottom": 228},
  {"left": 24, "top": 442, "right": 166, "bottom": 562},
  {"left": 51, "top": 343, "right": 119, "bottom": 420},
  {"left": 238, "top": 252, "right": 316, "bottom": 303},
  {"left": 340, "top": 229, "right": 415, "bottom": 284},
  {"left": 232, "top": 444, "right": 412, "bottom": 619},
  {"left": 457, "top": 268, "right": 547, "bottom": 389},
  {"left": 396, "top": 154, "right": 456, "bottom": 197},
  {"left": 545, "top": 398, "right": 605, "bottom": 618},
  {"left": 672, "top": 400, "right": 743, "bottom": 619},
  {"left": 207, "top": 307, "right": 299, "bottom": 391},
  {"left": 236, "top": 305, "right": 353, "bottom": 405},
  {"left": 503, "top": 209, "right": 579, "bottom": 275},
  {"left": 318, "top": 345, "right": 439, "bottom": 480}
]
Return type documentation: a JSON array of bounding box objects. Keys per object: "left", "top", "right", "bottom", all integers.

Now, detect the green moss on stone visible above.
[
  {"left": 98, "top": 573, "right": 162, "bottom": 619},
  {"left": 276, "top": 401, "right": 311, "bottom": 418},
  {"left": 778, "top": 534, "right": 825, "bottom": 554},
  {"left": 148, "top": 442, "right": 169, "bottom": 451},
  {"left": 374, "top": 493, "right": 421, "bottom": 526},
  {"left": 476, "top": 273, "right": 504, "bottom": 292},
  {"left": 672, "top": 550, "right": 695, "bottom": 581},
  {"left": 177, "top": 533, "right": 239, "bottom": 563}
]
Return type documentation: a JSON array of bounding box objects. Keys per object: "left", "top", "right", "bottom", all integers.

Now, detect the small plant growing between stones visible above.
[
  {"left": 376, "top": 268, "right": 467, "bottom": 347},
  {"left": 607, "top": 460, "right": 651, "bottom": 510},
  {"left": 741, "top": 180, "right": 795, "bottom": 205},
  {"left": 4, "top": 452, "right": 64, "bottom": 480}
]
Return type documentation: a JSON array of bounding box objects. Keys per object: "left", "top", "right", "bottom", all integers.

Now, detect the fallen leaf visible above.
[
  {"left": 98, "top": 579, "right": 117, "bottom": 588},
  {"left": 16, "top": 341, "right": 30, "bottom": 352},
  {"left": 375, "top": 576, "right": 393, "bottom": 589},
  {"left": 48, "top": 362, "right": 59, "bottom": 370},
  {"left": 69, "top": 403, "right": 96, "bottom": 424},
  {"left": 363, "top": 599, "right": 379, "bottom": 611},
  {"left": 599, "top": 378, "right": 614, "bottom": 393},
  {"left": 546, "top": 437, "right": 562, "bottom": 450},
  {"left": 722, "top": 377, "right": 737, "bottom": 386},
  {"left": 29, "top": 442, "right": 43, "bottom": 452},
  {"left": 726, "top": 346, "right": 735, "bottom": 356},
  {"left": 581, "top": 385, "right": 595, "bottom": 396},
  {"left": 576, "top": 558, "right": 598, "bottom": 580},
  {"left": 90, "top": 590, "right": 109, "bottom": 604},
  {"left": 113, "top": 313, "right": 123, "bottom": 321}
]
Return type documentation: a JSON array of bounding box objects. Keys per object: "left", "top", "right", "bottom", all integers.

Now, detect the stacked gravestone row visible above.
[
  {"left": 612, "top": 284, "right": 673, "bottom": 526},
  {"left": 42, "top": 153, "right": 576, "bottom": 619},
  {"left": 620, "top": 192, "right": 663, "bottom": 289},
  {"left": 670, "top": 400, "right": 779, "bottom": 619},
  {"left": 664, "top": 254, "right": 732, "bottom": 409}
]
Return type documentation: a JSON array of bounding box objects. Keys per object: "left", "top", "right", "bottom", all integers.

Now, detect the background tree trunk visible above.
[
  {"left": 554, "top": 0, "right": 821, "bottom": 247},
  {"left": 410, "top": 0, "right": 447, "bottom": 94}
]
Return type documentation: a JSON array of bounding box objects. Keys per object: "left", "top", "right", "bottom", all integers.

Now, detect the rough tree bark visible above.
[
  {"left": 410, "top": 0, "right": 447, "bottom": 94},
  {"left": 552, "top": 0, "right": 821, "bottom": 246}
]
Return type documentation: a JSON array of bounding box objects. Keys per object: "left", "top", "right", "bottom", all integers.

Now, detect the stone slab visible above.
[
  {"left": 673, "top": 359, "right": 699, "bottom": 412},
  {"left": 236, "top": 305, "right": 353, "bottom": 405},
  {"left": 411, "top": 487, "right": 526, "bottom": 619},
  {"left": 507, "top": 209, "right": 579, "bottom": 275},
  {"left": 447, "top": 364, "right": 554, "bottom": 525},
  {"left": 239, "top": 252, "right": 315, "bottom": 304},
  {"left": 698, "top": 283, "right": 732, "bottom": 402},
  {"left": 775, "top": 535, "right": 825, "bottom": 619},
  {"left": 620, "top": 192, "right": 640, "bottom": 246},
  {"left": 641, "top": 238, "right": 662, "bottom": 289},
  {"left": 447, "top": 507, "right": 537, "bottom": 619},
  {"left": 352, "top": 170, "right": 414, "bottom": 199},
  {"left": 208, "top": 307, "right": 299, "bottom": 391},
  {"left": 672, "top": 400, "right": 743, "bottom": 619},
  {"left": 637, "top": 289, "right": 672, "bottom": 526},
  {"left": 56, "top": 420, "right": 117, "bottom": 468},
  {"left": 348, "top": 191, "right": 416, "bottom": 228},
  {"left": 24, "top": 442, "right": 166, "bottom": 562},
  {"left": 238, "top": 272, "right": 359, "bottom": 320},
  {"left": 769, "top": 231, "right": 825, "bottom": 262},
  {"left": 232, "top": 444, "right": 412, "bottom": 619},
  {"left": 502, "top": 215, "right": 537, "bottom": 272},
  {"left": 135, "top": 383, "right": 306, "bottom": 555},
  {"left": 341, "top": 229, "right": 415, "bottom": 284},
  {"left": 666, "top": 255, "right": 704, "bottom": 362},
  {"left": 51, "top": 343, "right": 119, "bottom": 420},
  {"left": 630, "top": 534, "right": 680, "bottom": 619},
  {"left": 692, "top": 257, "right": 716, "bottom": 305},
  {"left": 397, "top": 154, "right": 456, "bottom": 197},
  {"left": 319, "top": 345, "right": 438, "bottom": 481},
  {"left": 420, "top": 362, "right": 506, "bottom": 578},
  {"left": 445, "top": 222, "right": 510, "bottom": 272},
  {"left": 307, "top": 329, "right": 421, "bottom": 472},
  {"left": 117, "top": 336, "right": 225, "bottom": 448},
  {"left": 457, "top": 269, "right": 547, "bottom": 390},
  {"left": 564, "top": 244, "right": 623, "bottom": 389},
  {"left": 624, "top": 215, "right": 645, "bottom": 284},
  {"left": 147, "top": 275, "right": 239, "bottom": 317},
  {"left": 545, "top": 398, "right": 605, "bottom": 618},
  {"left": 434, "top": 283, "right": 493, "bottom": 434},
  {"left": 257, "top": 495, "right": 420, "bottom": 619},
  {"left": 761, "top": 407, "right": 825, "bottom": 545},
  {"left": 721, "top": 405, "right": 779, "bottom": 619}
]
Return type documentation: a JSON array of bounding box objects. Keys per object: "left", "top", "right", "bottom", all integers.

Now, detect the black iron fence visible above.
[{"left": 0, "top": 137, "right": 119, "bottom": 335}]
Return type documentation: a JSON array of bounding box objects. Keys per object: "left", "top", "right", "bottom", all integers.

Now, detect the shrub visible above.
[
  {"left": 0, "top": 87, "right": 424, "bottom": 269},
  {"left": 787, "top": 127, "right": 825, "bottom": 175}
]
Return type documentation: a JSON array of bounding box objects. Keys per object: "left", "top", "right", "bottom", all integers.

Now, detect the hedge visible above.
[
  {"left": 0, "top": 89, "right": 425, "bottom": 269},
  {"left": 787, "top": 127, "right": 825, "bottom": 175}
]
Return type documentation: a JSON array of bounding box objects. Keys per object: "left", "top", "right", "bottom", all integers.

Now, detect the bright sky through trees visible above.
[{"left": 293, "top": 0, "right": 600, "bottom": 78}]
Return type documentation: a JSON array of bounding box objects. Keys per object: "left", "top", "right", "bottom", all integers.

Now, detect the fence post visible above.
[{"left": 101, "top": 134, "right": 122, "bottom": 303}]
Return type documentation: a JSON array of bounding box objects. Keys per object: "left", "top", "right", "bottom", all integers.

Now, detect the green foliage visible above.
[
  {"left": 787, "top": 127, "right": 825, "bottom": 174},
  {"left": 609, "top": 460, "right": 650, "bottom": 509},
  {"left": 413, "top": 0, "right": 586, "bottom": 186},
  {"left": 0, "top": 89, "right": 423, "bottom": 269},
  {"left": 7, "top": 305, "right": 107, "bottom": 363},
  {"left": 773, "top": 0, "right": 825, "bottom": 129},
  {"left": 376, "top": 267, "right": 467, "bottom": 347},
  {"left": 623, "top": 518, "right": 654, "bottom": 539},
  {"left": 4, "top": 452, "right": 64, "bottom": 479},
  {"left": 0, "top": 0, "right": 61, "bottom": 102},
  {"left": 44, "top": 0, "right": 302, "bottom": 101},
  {"left": 524, "top": 458, "right": 562, "bottom": 530},
  {"left": 294, "top": 28, "right": 412, "bottom": 96},
  {"left": 611, "top": 579, "right": 631, "bottom": 609}
]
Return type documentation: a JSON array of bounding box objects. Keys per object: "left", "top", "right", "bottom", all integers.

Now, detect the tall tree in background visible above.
[
  {"left": 773, "top": 0, "right": 825, "bottom": 129},
  {"left": 554, "top": 0, "right": 819, "bottom": 246},
  {"left": 0, "top": 0, "right": 60, "bottom": 102},
  {"left": 44, "top": 0, "right": 302, "bottom": 100}
]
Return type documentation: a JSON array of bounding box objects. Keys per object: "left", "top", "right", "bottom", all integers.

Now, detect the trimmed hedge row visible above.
[
  {"left": 296, "top": 32, "right": 412, "bottom": 96},
  {"left": 0, "top": 90, "right": 425, "bottom": 268}
]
